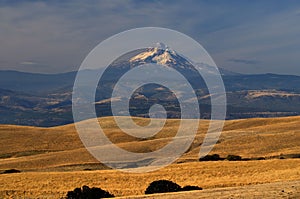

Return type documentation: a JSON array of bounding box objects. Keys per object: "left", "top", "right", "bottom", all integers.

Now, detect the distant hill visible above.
[
  {"left": 0, "top": 47, "right": 300, "bottom": 126},
  {"left": 0, "top": 70, "right": 77, "bottom": 93}
]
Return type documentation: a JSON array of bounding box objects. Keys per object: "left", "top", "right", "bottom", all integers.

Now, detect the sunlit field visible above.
[{"left": 0, "top": 116, "right": 299, "bottom": 198}]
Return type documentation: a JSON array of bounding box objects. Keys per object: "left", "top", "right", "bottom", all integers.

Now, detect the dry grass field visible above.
[
  {"left": 0, "top": 116, "right": 299, "bottom": 198},
  {"left": 117, "top": 180, "right": 300, "bottom": 199}
]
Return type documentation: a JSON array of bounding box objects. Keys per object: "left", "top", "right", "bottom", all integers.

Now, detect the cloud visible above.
[
  {"left": 20, "top": 61, "right": 38, "bottom": 65},
  {"left": 205, "top": 4, "right": 300, "bottom": 75},
  {"left": 228, "top": 58, "right": 260, "bottom": 65},
  {"left": 0, "top": 1, "right": 300, "bottom": 75}
]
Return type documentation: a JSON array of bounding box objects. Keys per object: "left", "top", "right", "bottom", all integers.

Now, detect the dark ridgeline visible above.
[{"left": 0, "top": 47, "right": 300, "bottom": 126}]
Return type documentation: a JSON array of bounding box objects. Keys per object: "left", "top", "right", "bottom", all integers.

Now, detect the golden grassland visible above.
[
  {"left": 0, "top": 116, "right": 299, "bottom": 198},
  {"left": 117, "top": 180, "right": 300, "bottom": 199},
  {"left": 1, "top": 160, "right": 299, "bottom": 198},
  {"left": 1, "top": 159, "right": 300, "bottom": 198}
]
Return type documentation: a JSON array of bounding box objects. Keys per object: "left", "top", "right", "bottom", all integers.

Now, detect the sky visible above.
[{"left": 0, "top": 0, "right": 300, "bottom": 75}]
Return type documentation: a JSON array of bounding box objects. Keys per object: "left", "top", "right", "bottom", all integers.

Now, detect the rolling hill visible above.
[{"left": 0, "top": 116, "right": 299, "bottom": 198}]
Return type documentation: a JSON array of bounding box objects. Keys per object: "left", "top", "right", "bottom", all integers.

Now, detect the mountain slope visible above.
[
  {"left": 0, "top": 46, "right": 300, "bottom": 126},
  {"left": 0, "top": 70, "right": 77, "bottom": 93}
]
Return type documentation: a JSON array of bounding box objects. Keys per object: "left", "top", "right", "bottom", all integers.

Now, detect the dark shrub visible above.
[
  {"left": 288, "top": 154, "right": 300, "bottom": 159},
  {"left": 66, "top": 185, "right": 114, "bottom": 199},
  {"left": 292, "top": 154, "right": 300, "bottom": 158},
  {"left": 145, "top": 180, "right": 181, "bottom": 194},
  {"left": 226, "top": 155, "right": 242, "bottom": 161},
  {"left": 241, "top": 158, "right": 251, "bottom": 161},
  {"left": 181, "top": 185, "right": 203, "bottom": 191},
  {"left": 199, "top": 154, "right": 221, "bottom": 161},
  {"left": 2, "top": 169, "right": 21, "bottom": 174},
  {"left": 66, "top": 188, "right": 81, "bottom": 199}
]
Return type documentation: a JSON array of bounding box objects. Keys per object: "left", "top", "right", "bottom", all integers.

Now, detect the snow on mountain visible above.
[
  {"left": 127, "top": 42, "right": 240, "bottom": 76},
  {"left": 129, "top": 43, "right": 179, "bottom": 66},
  {"left": 152, "top": 50, "right": 176, "bottom": 65}
]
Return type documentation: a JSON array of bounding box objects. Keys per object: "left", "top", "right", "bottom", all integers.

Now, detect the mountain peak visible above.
[
  {"left": 126, "top": 44, "right": 239, "bottom": 76},
  {"left": 129, "top": 43, "right": 178, "bottom": 65},
  {"left": 155, "top": 42, "right": 167, "bottom": 50}
]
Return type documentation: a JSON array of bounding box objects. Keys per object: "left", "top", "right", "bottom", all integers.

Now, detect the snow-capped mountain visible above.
[
  {"left": 130, "top": 43, "right": 181, "bottom": 65},
  {"left": 127, "top": 43, "right": 198, "bottom": 74},
  {"left": 120, "top": 43, "right": 239, "bottom": 76},
  {"left": 1, "top": 44, "right": 300, "bottom": 126}
]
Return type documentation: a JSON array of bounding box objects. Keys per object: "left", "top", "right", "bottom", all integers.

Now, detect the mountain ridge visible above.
[{"left": 0, "top": 47, "right": 299, "bottom": 126}]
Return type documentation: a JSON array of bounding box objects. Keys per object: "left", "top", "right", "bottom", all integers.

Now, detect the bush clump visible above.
[
  {"left": 2, "top": 169, "right": 21, "bottom": 174},
  {"left": 145, "top": 180, "right": 202, "bottom": 194},
  {"left": 145, "top": 180, "right": 181, "bottom": 194},
  {"left": 181, "top": 185, "right": 203, "bottom": 191},
  {"left": 226, "top": 155, "right": 242, "bottom": 161},
  {"left": 66, "top": 185, "right": 114, "bottom": 199},
  {"left": 287, "top": 154, "right": 300, "bottom": 159},
  {"left": 254, "top": 157, "right": 266, "bottom": 160},
  {"left": 199, "top": 154, "right": 222, "bottom": 161}
]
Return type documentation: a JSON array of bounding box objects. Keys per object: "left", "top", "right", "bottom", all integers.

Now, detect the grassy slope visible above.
[
  {"left": 1, "top": 160, "right": 299, "bottom": 198},
  {"left": 0, "top": 116, "right": 299, "bottom": 198},
  {"left": 0, "top": 116, "right": 299, "bottom": 170},
  {"left": 116, "top": 180, "right": 300, "bottom": 199}
]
